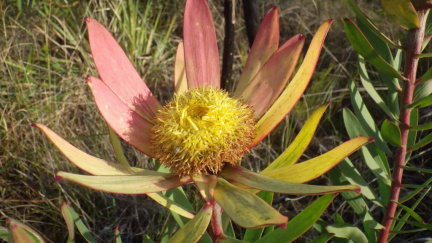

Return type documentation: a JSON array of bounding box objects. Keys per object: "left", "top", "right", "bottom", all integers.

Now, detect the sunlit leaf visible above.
[
  {"left": 167, "top": 206, "right": 212, "bottom": 243},
  {"left": 56, "top": 172, "right": 191, "bottom": 194},
  {"left": 265, "top": 104, "right": 328, "bottom": 170},
  {"left": 381, "top": 0, "right": 419, "bottom": 29},
  {"left": 255, "top": 194, "right": 336, "bottom": 243},
  {"left": 381, "top": 119, "right": 402, "bottom": 147},
  {"left": 261, "top": 136, "right": 370, "bottom": 184},
  {"left": 61, "top": 203, "right": 97, "bottom": 243},
  {"left": 344, "top": 19, "right": 405, "bottom": 80},
  {"left": 326, "top": 223, "right": 368, "bottom": 243},
  {"left": 147, "top": 192, "right": 195, "bottom": 219},
  {"left": 309, "top": 233, "right": 334, "bottom": 243},
  {"left": 115, "top": 226, "right": 122, "bottom": 243},
  {"left": 243, "top": 191, "right": 274, "bottom": 242},
  {"left": 214, "top": 178, "right": 287, "bottom": 229},
  {"left": 221, "top": 166, "right": 360, "bottom": 195},
  {"left": 254, "top": 20, "right": 332, "bottom": 146},
  {"left": 192, "top": 174, "right": 218, "bottom": 203},
  {"left": 174, "top": 42, "right": 188, "bottom": 94},
  {"left": 6, "top": 218, "right": 45, "bottom": 243}
]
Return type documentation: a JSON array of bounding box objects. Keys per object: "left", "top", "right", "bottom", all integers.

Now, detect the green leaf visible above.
[
  {"left": 167, "top": 206, "right": 212, "bottom": 243},
  {"left": 261, "top": 136, "right": 370, "bottom": 184},
  {"left": 343, "top": 19, "right": 405, "bottom": 80},
  {"left": 348, "top": 80, "right": 392, "bottom": 154},
  {"left": 0, "top": 227, "right": 9, "bottom": 242},
  {"left": 381, "top": 0, "right": 419, "bottom": 29},
  {"left": 337, "top": 158, "right": 379, "bottom": 204},
  {"left": 389, "top": 188, "right": 431, "bottom": 240},
  {"left": 243, "top": 191, "right": 274, "bottom": 242},
  {"left": 392, "top": 200, "right": 424, "bottom": 223},
  {"left": 143, "top": 234, "right": 155, "bottom": 243},
  {"left": 255, "top": 194, "right": 336, "bottom": 243},
  {"left": 381, "top": 119, "right": 402, "bottom": 147},
  {"left": 409, "top": 132, "right": 432, "bottom": 151},
  {"left": 61, "top": 203, "right": 97, "bottom": 243},
  {"left": 358, "top": 56, "right": 396, "bottom": 120},
  {"left": 115, "top": 227, "right": 122, "bottom": 243},
  {"left": 108, "top": 126, "right": 130, "bottom": 166},
  {"left": 310, "top": 233, "right": 334, "bottom": 243},
  {"left": 408, "top": 94, "right": 432, "bottom": 109},
  {"left": 214, "top": 178, "right": 287, "bottom": 228},
  {"left": 326, "top": 223, "right": 368, "bottom": 243},
  {"left": 414, "top": 79, "right": 432, "bottom": 102},
  {"left": 56, "top": 172, "right": 192, "bottom": 194},
  {"left": 347, "top": 0, "right": 402, "bottom": 49},
  {"left": 265, "top": 104, "right": 328, "bottom": 169},
  {"left": 218, "top": 235, "right": 246, "bottom": 243},
  {"left": 411, "top": 121, "right": 432, "bottom": 131},
  {"left": 222, "top": 165, "right": 360, "bottom": 195},
  {"left": 6, "top": 218, "right": 45, "bottom": 243}
]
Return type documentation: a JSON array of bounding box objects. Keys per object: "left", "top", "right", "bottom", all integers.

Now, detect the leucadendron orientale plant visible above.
[
  {"left": 311, "top": 0, "right": 432, "bottom": 242},
  {"left": 30, "top": 0, "right": 371, "bottom": 242}
]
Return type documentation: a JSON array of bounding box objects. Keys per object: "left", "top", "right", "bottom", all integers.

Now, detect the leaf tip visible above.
[
  {"left": 278, "top": 219, "right": 288, "bottom": 230},
  {"left": 369, "top": 137, "right": 375, "bottom": 143},
  {"left": 84, "top": 17, "right": 90, "bottom": 23},
  {"left": 31, "top": 123, "right": 36, "bottom": 127},
  {"left": 55, "top": 174, "right": 63, "bottom": 182},
  {"left": 328, "top": 19, "right": 334, "bottom": 24},
  {"left": 85, "top": 76, "right": 92, "bottom": 83},
  {"left": 298, "top": 34, "right": 305, "bottom": 41},
  {"left": 354, "top": 187, "right": 361, "bottom": 195}
]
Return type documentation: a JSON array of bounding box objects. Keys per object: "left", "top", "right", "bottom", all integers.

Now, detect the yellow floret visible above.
[{"left": 150, "top": 88, "right": 256, "bottom": 176}]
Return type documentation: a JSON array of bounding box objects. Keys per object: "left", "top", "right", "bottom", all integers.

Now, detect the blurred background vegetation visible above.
[{"left": 1, "top": 0, "right": 430, "bottom": 242}]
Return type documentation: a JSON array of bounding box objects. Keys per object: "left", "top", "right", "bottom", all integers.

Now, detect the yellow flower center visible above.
[{"left": 150, "top": 88, "right": 256, "bottom": 176}]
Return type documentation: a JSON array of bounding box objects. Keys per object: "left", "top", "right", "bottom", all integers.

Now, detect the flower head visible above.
[{"left": 34, "top": 0, "right": 370, "bottom": 242}]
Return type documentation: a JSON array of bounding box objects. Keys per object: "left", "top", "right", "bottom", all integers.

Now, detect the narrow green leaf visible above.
[
  {"left": 381, "top": 0, "right": 419, "bottom": 29},
  {"left": 381, "top": 119, "right": 402, "bottom": 147},
  {"left": 115, "top": 226, "right": 122, "bottom": 243},
  {"left": 61, "top": 203, "right": 97, "bottom": 243},
  {"left": 214, "top": 178, "right": 287, "bottom": 228},
  {"left": 389, "top": 188, "right": 431, "bottom": 240},
  {"left": 402, "top": 166, "right": 432, "bottom": 174},
  {"left": 326, "top": 223, "right": 368, "bottom": 243},
  {"left": 265, "top": 104, "right": 328, "bottom": 169},
  {"left": 222, "top": 165, "right": 360, "bottom": 195},
  {"left": 348, "top": 80, "right": 392, "bottom": 154},
  {"left": 343, "top": 19, "right": 405, "bottom": 80},
  {"left": 347, "top": 0, "right": 402, "bottom": 49},
  {"left": 358, "top": 57, "right": 396, "bottom": 120},
  {"left": 310, "top": 233, "right": 334, "bottom": 243},
  {"left": 399, "top": 177, "right": 432, "bottom": 203},
  {"left": 396, "top": 220, "right": 432, "bottom": 231},
  {"left": 147, "top": 192, "right": 195, "bottom": 219},
  {"left": 108, "top": 126, "right": 130, "bottom": 166},
  {"left": 414, "top": 80, "right": 432, "bottom": 102},
  {"left": 255, "top": 194, "right": 336, "bottom": 243},
  {"left": 0, "top": 227, "right": 9, "bottom": 242},
  {"left": 408, "top": 95, "right": 432, "bottom": 109},
  {"left": 56, "top": 172, "right": 192, "bottom": 194},
  {"left": 337, "top": 158, "right": 379, "bottom": 204},
  {"left": 409, "top": 132, "right": 432, "bottom": 151},
  {"left": 343, "top": 108, "right": 391, "bottom": 185},
  {"left": 143, "top": 234, "right": 154, "bottom": 243},
  {"left": 218, "top": 235, "right": 246, "bottom": 243},
  {"left": 167, "top": 206, "right": 212, "bottom": 243},
  {"left": 392, "top": 200, "right": 424, "bottom": 223},
  {"left": 411, "top": 121, "right": 432, "bottom": 131}
]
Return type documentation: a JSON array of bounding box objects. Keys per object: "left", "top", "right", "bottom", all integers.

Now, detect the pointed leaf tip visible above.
[
  {"left": 279, "top": 222, "right": 287, "bottom": 229},
  {"left": 326, "top": 101, "right": 331, "bottom": 105},
  {"left": 84, "top": 17, "right": 90, "bottom": 22},
  {"left": 85, "top": 76, "right": 91, "bottom": 82},
  {"left": 328, "top": 19, "right": 334, "bottom": 24},
  {"left": 31, "top": 123, "right": 36, "bottom": 127},
  {"left": 369, "top": 137, "right": 375, "bottom": 142},
  {"left": 55, "top": 175, "right": 63, "bottom": 182}
]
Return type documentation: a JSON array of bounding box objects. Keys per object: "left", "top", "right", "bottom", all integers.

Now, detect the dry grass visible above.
[{"left": 1, "top": 0, "right": 429, "bottom": 242}]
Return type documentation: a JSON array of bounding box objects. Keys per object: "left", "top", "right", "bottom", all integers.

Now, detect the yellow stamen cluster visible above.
[{"left": 150, "top": 88, "right": 256, "bottom": 176}]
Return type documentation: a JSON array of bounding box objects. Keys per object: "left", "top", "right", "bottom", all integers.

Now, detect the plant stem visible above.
[
  {"left": 378, "top": 9, "right": 429, "bottom": 243},
  {"left": 210, "top": 203, "right": 223, "bottom": 242}
]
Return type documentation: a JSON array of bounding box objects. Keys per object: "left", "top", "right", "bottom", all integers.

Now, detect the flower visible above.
[{"left": 34, "top": 0, "right": 370, "bottom": 242}]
